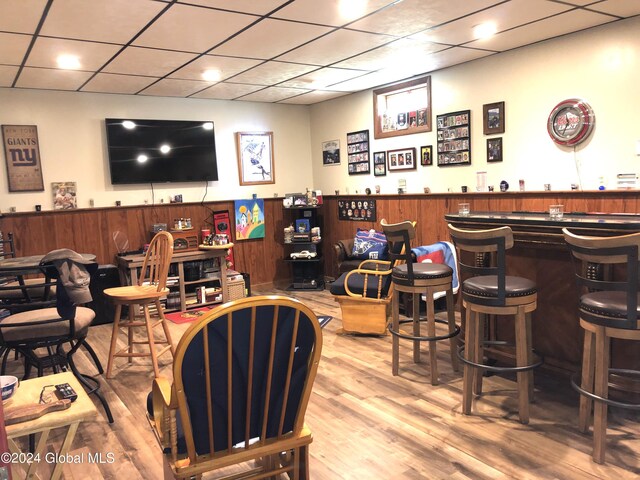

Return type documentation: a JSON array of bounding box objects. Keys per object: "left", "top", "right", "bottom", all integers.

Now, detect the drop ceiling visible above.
[{"left": 0, "top": 0, "right": 638, "bottom": 105}]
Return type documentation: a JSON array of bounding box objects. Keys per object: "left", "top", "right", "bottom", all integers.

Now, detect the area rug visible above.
[
  {"left": 318, "top": 316, "right": 333, "bottom": 329},
  {"left": 165, "top": 306, "right": 214, "bottom": 324}
]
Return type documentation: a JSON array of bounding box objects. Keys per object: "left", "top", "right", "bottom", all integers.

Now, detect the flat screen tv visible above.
[{"left": 105, "top": 118, "right": 219, "bottom": 184}]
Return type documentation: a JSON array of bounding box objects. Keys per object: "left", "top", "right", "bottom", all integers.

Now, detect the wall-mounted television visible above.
[{"left": 105, "top": 118, "right": 219, "bottom": 184}]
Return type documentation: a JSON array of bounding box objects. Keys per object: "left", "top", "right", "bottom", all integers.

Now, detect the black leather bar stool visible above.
[
  {"left": 448, "top": 224, "right": 542, "bottom": 424},
  {"left": 563, "top": 228, "right": 640, "bottom": 464},
  {"left": 381, "top": 219, "right": 459, "bottom": 385}
]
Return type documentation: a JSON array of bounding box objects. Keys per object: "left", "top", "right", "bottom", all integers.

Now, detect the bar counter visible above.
[{"left": 445, "top": 211, "right": 640, "bottom": 375}]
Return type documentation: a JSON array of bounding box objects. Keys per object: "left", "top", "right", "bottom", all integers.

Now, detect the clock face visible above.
[{"left": 547, "top": 99, "right": 595, "bottom": 146}]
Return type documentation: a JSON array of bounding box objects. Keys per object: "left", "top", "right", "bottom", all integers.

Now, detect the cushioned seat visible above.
[
  {"left": 392, "top": 262, "right": 453, "bottom": 282},
  {"left": 0, "top": 306, "right": 94, "bottom": 342},
  {"left": 330, "top": 270, "right": 392, "bottom": 298},
  {"left": 463, "top": 275, "right": 537, "bottom": 299},
  {"left": 580, "top": 291, "right": 640, "bottom": 320}
]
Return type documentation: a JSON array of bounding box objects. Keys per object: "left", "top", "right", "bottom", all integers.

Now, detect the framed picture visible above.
[
  {"left": 295, "top": 218, "right": 311, "bottom": 233},
  {"left": 483, "top": 101, "right": 505, "bottom": 135},
  {"left": 373, "top": 76, "right": 432, "bottom": 139},
  {"left": 52, "top": 181, "right": 77, "bottom": 210},
  {"left": 235, "top": 131, "right": 275, "bottom": 185},
  {"left": 322, "top": 139, "right": 340, "bottom": 165},
  {"left": 373, "top": 151, "right": 386, "bottom": 176},
  {"left": 337, "top": 198, "right": 377, "bottom": 221},
  {"left": 234, "top": 199, "right": 266, "bottom": 240},
  {"left": 387, "top": 148, "right": 417, "bottom": 172},
  {"left": 420, "top": 145, "right": 433, "bottom": 166},
  {"left": 436, "top": 110, "right": 471, "bottom": 167},
  {"left": 2, "top": 125, "right": 45, "bottom": 192},
  {"left": 487, "top": 137, "right": 503, "bottom": 162},
  {"left": 346, "top": 129, "right": 370, "bottom": 175}
]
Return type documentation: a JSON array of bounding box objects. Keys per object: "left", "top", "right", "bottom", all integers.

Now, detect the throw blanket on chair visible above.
[{"left": 411, "top": 241, "right": 459, "bottom": 299}]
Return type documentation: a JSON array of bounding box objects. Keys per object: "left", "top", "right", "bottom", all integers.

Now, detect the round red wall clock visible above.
[{"left": 547, "top": 98, "right": 595, "bottom": 146}]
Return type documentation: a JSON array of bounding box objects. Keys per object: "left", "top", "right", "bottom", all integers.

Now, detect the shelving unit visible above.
[
  {"left": 283, "top": 205, "right": 324, "bottom": 290},
  {"left": 115, "top": 249, "right": 230, "bottom": 312}
]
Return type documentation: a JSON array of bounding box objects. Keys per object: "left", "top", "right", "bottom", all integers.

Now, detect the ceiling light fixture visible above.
[
  {"left": 473, "top": 22, "right": 497, "bottom": 40},
  {"left": 202, "top": 69, "right": 221, "bottom": 82},
  {"left": 159, "top": 144, "right": 171, "bottom": 154},
  {"left": 202, "top": 122, "right": 214, "bottom": 130},
  {"left": 122, "top": 120, "right": 136, "bottom": 130},
  {"left": 56, "top": 54, "right": 81, "bottom": 70},
  {"left": 338, "top": 0, "right": 367, "bottom": 20},
  {"left": 137, "top": 154, "right": 148, "bottom": 163}
]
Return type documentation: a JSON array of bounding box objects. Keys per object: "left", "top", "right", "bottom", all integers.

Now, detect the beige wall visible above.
[
  {"left": 310, "top": 16, "right": 640, "bottom": 195},
  {"left": 2, "top": 16, "right": 639, "bottom": 213},
  {"left": 0, "top": 89, "right": 313, "bottom": 211}
]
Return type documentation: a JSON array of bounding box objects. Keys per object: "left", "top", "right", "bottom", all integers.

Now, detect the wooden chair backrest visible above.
[
  {"left": 139, "top": 231, "right": 173, "bottom": 291},
  {"left": 172, "top": 295, "right": 322, "bottom": 462},
  {"left": 563, "top": 228, "right": 640, "bottom": 329},
  {"left": 380, "top": 219, "right": 416, "bottom": 266}
]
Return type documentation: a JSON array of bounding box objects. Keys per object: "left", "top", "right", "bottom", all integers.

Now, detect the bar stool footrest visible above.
[
  {"left": 457, "top": 340, "right": 543, "bottom": 373},
  {"left": 570, "top": 369, "right": 640, "bottom": 410},
  {"left": 389, "top": 318, "right": 460, "bottom": 342}
]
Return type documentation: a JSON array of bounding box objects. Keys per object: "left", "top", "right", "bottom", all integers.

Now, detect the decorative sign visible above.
[
  {"left": 346, "top": 129, "right": 370, "bottom": 175},
  {"left": 213, "top": 210, "right": 235, "bottom": 268},
  {"left": 338, "top": 198, "right": 376, "bottom": 221},
  {"left": 2, "top": 125, "right": 45, "bottom": 192},
  {"left": 52, "top": 181, "right": 77, "bottom": 210},
  {"left": 234, "top": 199, "right": 265, "bottom": 240},
  {"left": 437, "top": 110, "right": 471, "bottom": 167}
]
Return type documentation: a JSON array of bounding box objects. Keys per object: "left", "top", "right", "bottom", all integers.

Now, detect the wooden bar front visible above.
[{"left": 445, "top": 211, "right": 640, "bottom": 375}]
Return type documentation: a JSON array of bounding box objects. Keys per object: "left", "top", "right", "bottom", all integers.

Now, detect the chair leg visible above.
[
  {"left": 82, "top": 341, "right": 104, "bottom": 375},
  {"left": 143, "top": 305, "right": 161, "bottom": 378},
  {"left": 462, "top": 306, "right": 475, "bottom": 415},
  {"left": 525, "top": 311, "right": 534, "bottom": 400},
  {"left": 299, "top": 445, "right": 310, "bottom": 480},
  {"left": 592, "top": 326, "right": 610, "bottom": 464},
  {"left": 425, "top": 287, "right": 438, "bottom": 386},
  {"left": 392, "top": 289, "right": 400, "bottom": 376},
  {"left": 128, "top": 304, "right": 136, "bottom": 364},
  {"left": 412, "top": 292, "right": 420, "bottom": 364},
  {"left": 515, "top": 306, "right": 530, "bottom": 424},
  {"left": 446, "top": 288, "right": 459, "bottom": 372},
  {"left": 579, "top": 328, "right": 595, "bottom": 433},
  {"left": 156, "top": 300, "right": 175, "bottom": 356},
  {"left": 106, "top": 304, "right": 122, "bottom": 379},
  {"left": 472, "top": 312, "right": 484, "bottom": 396}
]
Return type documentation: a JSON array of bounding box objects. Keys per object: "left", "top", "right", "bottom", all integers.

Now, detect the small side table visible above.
[{"left": 4, "top": 372, "right": 98, "bottom": 480}]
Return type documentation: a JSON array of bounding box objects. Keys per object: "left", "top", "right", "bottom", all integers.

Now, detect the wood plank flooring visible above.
[{"left": 4, "top": 285, "right": 640, "bottom": 479}]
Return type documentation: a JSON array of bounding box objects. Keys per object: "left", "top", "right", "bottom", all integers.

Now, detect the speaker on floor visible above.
[{"left": 88, "top": 264, "right": 122, "bottom": 325}]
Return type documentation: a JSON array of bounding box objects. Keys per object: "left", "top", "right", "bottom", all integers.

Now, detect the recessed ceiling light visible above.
[
  {"left": 137, "top": 154, "right": 148, "bottom": 163},
  {"left": 202, "top": 69, "right": 221, "bottom": 81},
  {"left": 159, "top": 144, "right": 171, "bottom": 154},
  {"left": 122, "top": 120, "right": 136, "bottom": 129},
  {"left": 56, "top": 54, "right": 81, "bottom": 70},
  {"left": 473, "top": 22, "right": 497, "bottom": 40},
  {"left": 202, "top": 122, "right": 214, "bottom": 130},
  {"left": 338, "top": 0, "right": 367, "bottom": 20}
]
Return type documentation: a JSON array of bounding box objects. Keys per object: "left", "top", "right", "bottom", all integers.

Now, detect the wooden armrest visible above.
[
  {"left": 343, "top": 266, "right": 392, "bottom": 299},
  {"left": 357, "top": 259, "right": 391, "bottom": 270},
  {"left": 151, "top": 376, "right": 177, "bottom": 447}
]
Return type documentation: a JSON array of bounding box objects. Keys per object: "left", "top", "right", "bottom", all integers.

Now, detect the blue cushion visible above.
[
  {"left": 351, "top": 229, "right": 388, "bottom": 260},
  {"left": 330, "top": 270, "right": 392, "bottom": 298}
]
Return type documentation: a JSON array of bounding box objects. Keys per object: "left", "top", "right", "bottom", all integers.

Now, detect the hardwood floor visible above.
[{"left": 5, "top": 285, "right": 640, "bottom": 479}]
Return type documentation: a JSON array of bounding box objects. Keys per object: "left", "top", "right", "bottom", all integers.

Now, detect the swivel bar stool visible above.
[
  {"left": 448, "top": 224, "right": 542, "bottom": 424},
  {"left": 381, "top": 219, "right": 459, "bottom": 385},
  {"left": 563, "top": 228, "right": 640, "bottom": 464}
]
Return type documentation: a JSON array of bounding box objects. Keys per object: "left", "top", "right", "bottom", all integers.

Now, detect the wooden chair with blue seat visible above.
[{"left": 147, "top": 295, "right": 322, "bottom": 480}]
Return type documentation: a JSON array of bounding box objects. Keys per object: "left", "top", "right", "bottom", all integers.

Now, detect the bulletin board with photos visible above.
[
  {"left": 346, "top": 129, "right": 370, "bottom": 175},
  {"left": 436, "top": 110, "right": 471, "bottom": 167}
]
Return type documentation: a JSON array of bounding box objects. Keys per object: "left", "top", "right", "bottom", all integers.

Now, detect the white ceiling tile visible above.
[
  {"left": 466, "top": 9, "right": 618, "bottom": 52},
  {"left": 81, "top": 73, "right": 158, "bottom": 94},
  {"left": 103, "top": 47, "right": 197, "bottom": 77},
  {"left": 169, "top": 55, "right": 262, "bottom": 81},
  {"left": 230, "top": 61, "right": 319, "bottom": 85},
  {"left": 423, "top": 47, "right": 494, "bottom": 70},
  {"left": 139, "top": 78, "right": 215, "bottom": 97},
  {"left": 273, "top": 0, "right": 397, "bottom": 27},
  {"left": 191, "top": 82, "right": 265, "bottom": 100},
  {"left": 279, "top": 67, "right": 366, "bottom": 89},
  {"left": 41, "top": 0, "right": 166, "bottom": 44},
  {"left": 277, "top": 29, "right": 395, "bottom": 65},
  {"left": 238, "top": 86, "right": 311, "bottom": 103},
  {"left": 278, "top": 90, "right": 350, "bottom": 104},
  {"left": 0, "top": 0, "right": 48, "bottom": 34},
  {"left": 348, "top": 0, "right": 503, "bottom": 36},
  {"left": 133, "top": 3, "right": 258, "bottom": 53},
  {"left": 589, "top": 0, "right": 640, "bottom": 17},
  {"left": 0, "top": 65, "right": 19, "bottom": 87},
  {"left": 15, "top": 67, "right": 93, "bottom": 90},
  {"left": 177, "top": 0, "right": 289, "bottom": 16},
  {"left": 0, "top": 33, "right": 31, "bottom": 65},
  {"left": 326, "top": 70, "right": 417, "bottom": 92},
  {"left": 415, "top": 0, "right": 573, "bottom": 46},
  {"left": 560, "top": 0, "right": 605, "bottom": 5},
  {"left": 333, "top": 38, "right": 447, "bottom": 70},
  {"left": 26, "top": 37, "right": 122, "bottom": 70},
  {"left": 211, "top": 18, "right": 333, "bottom": 59}
]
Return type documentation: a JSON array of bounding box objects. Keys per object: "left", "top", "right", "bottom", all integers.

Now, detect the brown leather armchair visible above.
[{"left": 333, "top": 238, "right": 362, "bottom": 277}]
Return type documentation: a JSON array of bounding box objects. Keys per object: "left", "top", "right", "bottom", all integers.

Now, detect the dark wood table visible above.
[{"left": 445, "top": 211, "right": 640, "bottom": 375}]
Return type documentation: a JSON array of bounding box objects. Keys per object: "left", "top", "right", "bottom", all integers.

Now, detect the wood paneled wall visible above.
[{"left": 2, "top": 191, "right": 639, "bottom": 285}]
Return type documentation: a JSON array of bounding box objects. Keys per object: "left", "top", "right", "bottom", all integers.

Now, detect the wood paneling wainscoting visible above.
[{"left": 1, "top": 191, "right": 639, "bottom": 285}]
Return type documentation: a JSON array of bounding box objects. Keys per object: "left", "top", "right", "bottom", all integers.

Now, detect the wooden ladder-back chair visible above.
[
  {"left": 105, "top": 231, "right": 175, "bottom": 378},
  {"left": 148, "top": 295, "right": 323, "bottom": 480}
]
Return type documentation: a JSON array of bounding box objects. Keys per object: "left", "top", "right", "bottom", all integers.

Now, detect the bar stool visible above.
[
  {"left": 448, "top": 224, "right": 542, "bottom": 424},
  {"left": 381, "top": 219, "right": 459, "bottom": 385},
  {"left": 563, "top": 228, "right": 640, "bottom": 464},
  {"left": 105, "top": 231, "right": 175, "bottom": 378}
]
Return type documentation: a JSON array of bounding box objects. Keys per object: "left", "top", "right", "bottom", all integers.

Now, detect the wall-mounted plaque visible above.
[
  {"left": 2, "top": 124, "right": 45, "bottom": 192},
  {"left": 436, "top": 110, "right": 471, "bottom": 167}
]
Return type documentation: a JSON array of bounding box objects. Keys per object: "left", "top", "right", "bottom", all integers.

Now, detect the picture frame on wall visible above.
[
  {"left": 373, "top": 76, "right": 432, "bottom": 139},
  {"left": 487, "top": 137, "right": 503, "bottom": 162},
  {"left": 373, "top": 151, "right": 386, "bottom": 176},
  {"left": 436, "top": 110, "right": 471, "bottom": 167},
  {"left": 420, "top": 145, "right": 433, "bottom": 166},
  {"left": 483, "top": 101, "right": 505, "bottom": 135},
  {"left": 387, "top": 147, "right": 417, "bottom": 172},
  {"left": 346, "top": 129, "right": 370, "bottom": 175},
  {"left": 322, "top": 139, "right": 340, "bottom": 165},
  {"left": 235, "top": 131, "right": 275, "bottom": 185},
  {"left": 2, "top": 124, "right": 45, "bottom": 192}
]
